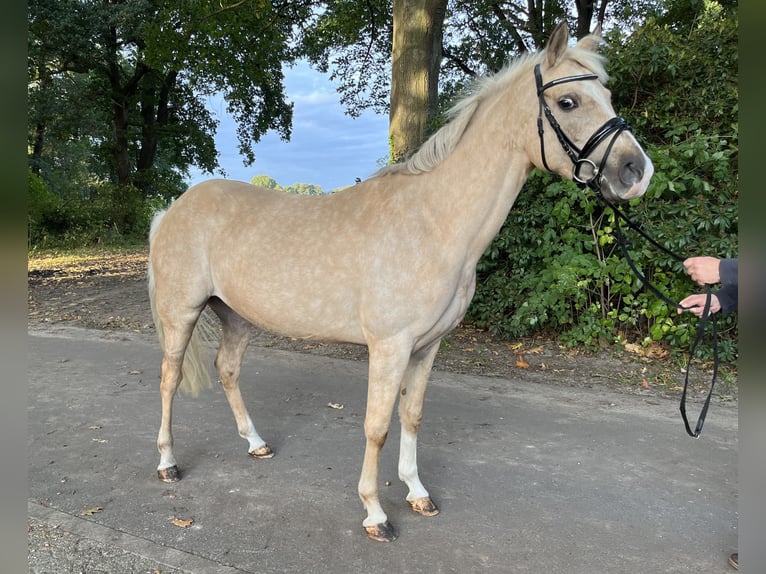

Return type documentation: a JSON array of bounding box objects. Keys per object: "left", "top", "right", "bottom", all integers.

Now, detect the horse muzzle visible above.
[{"left": 596, "top": 148, "right": 654, "bottom": 203}]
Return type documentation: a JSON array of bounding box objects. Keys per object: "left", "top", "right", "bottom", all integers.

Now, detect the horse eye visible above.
[{"left": 558, "top": 97, "right": 577, "bottom": 111}]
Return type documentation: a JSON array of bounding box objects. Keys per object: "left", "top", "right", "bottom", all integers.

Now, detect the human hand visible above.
[
  {"left": 677, "top": 293, "right": 721, "bottom": 317},
  {"left": 683, "top": 256, "right": 721, "bottom": 286}
]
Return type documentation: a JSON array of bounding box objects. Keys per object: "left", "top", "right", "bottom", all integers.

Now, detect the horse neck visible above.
[{"left": 415, "top": 92, "right": 535, "bottom": 262}]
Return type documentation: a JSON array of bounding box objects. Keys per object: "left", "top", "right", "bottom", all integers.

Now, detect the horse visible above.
[{"left": 147, "top": 22, "right": 653, "bottom": 543}]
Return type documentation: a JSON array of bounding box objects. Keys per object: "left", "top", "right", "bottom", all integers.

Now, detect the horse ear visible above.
[
  {"left": 576, "top": 23, "right": 603, "bottom": 53},
  {"left": 592, "top": 23, "right": 603, "bottom": 37},
  {"left": 545, "top": 22, "right": 570, "bottom": 67}
]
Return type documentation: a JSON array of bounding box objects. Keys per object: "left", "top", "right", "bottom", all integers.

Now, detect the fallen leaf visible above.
[
  {"left": 526, "top": 345, "right": 545, "bottom": 355},
  {"left": 171, "top": 517, "right": 194, "bottom": 528},
  {"left": 327, "top": 402, "right": 344, "bottom": 410},
  {"left": 87, "top": 425, "right": 102, "bottom": 430},
  {"left": 515, "top": 357, "right": 530, "bottom": 369},
  {"left": 507, "top": 342, "right": 524, "bottom": 351},
  {"left": 129, "top": 370, "right": 142, "bottom": 375},
  {"left": 624, "top": 343, "right": 643, "bottom": 355},
  {"left": 81, "top": 507, "right": 102, "bottom": 516},
  {"left": 641, "top": 379, "right": 650, "bottom": 389}
]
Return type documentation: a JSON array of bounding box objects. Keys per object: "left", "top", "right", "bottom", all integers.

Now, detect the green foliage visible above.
[
  {"left": 27, "top": 169, "right": 167, "bottom": 248},
  {"left": 250, "top": 175, "right": 283, "bottom": 190},
  {"left": 250, "top": 175, "right": 325, "bottom": 195},
  {"left": 28, "top": 0, "right": 312, "bottom": 246},
  {"left": 467, "top": 1, "right": 738, "bottom": 360},
  {"left": 300, "top": 0, "right": 392, "bottom": 117}
]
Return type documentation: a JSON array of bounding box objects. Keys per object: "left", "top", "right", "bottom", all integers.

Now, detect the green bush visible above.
[
  {"left": 466, "top": 5, "right": 738, "bottom": 361},
  {"left": 27, "top": 170, "right": 165, "bottom": 249}
]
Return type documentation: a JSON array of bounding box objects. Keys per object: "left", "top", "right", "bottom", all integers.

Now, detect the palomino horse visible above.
[{"left": 148, "top": 23, "right": 653, "bottom": 542}]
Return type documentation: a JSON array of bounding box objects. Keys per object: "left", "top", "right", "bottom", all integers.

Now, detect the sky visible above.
[{"left": 187, "top": 60, "right": 391, "bottom": 193}]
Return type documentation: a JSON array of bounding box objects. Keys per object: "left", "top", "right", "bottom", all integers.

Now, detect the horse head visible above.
[{"left": 532, "top": 22, "right": 653, "bottom": 203}]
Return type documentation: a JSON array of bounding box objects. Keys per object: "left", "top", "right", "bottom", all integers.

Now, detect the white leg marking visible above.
[
  {"left": 241, "top": 415, "right": 267, "bottom": 452},
  {"left": 398, "top": 429, "right": 430, "bottom": 501}
]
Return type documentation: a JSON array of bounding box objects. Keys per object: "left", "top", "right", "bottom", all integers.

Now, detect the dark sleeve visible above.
[{"left": 714, "top": 258, "right": 738, "bottom": 314}]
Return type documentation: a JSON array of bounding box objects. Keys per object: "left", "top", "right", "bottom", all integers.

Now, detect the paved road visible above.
[{"left": 28, "top": 327, "right": 738, "bottom": 573}]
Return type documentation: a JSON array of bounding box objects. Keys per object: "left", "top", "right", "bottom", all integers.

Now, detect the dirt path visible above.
[{"left": 27, "top": 248, "right": 737, "bottom": 403}]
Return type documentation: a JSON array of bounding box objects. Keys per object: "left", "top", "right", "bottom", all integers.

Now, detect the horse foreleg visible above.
[
  {"left": 210, "top": 300, "right": 273, "bottom": 459},
  {"left": 398, "top": 340, "right": 440, "bottom": 517},
  {"left": 358, "top": 338, "right": 412, "bottom": 542}
]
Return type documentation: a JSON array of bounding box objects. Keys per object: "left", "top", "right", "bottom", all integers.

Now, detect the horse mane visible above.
[{"left": 372, "top": 40, "right": 608, "bottom": 178}]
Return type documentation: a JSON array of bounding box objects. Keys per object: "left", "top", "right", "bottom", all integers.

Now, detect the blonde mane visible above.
[{"left": 373, "top": 41, "right": 608, "bottom": 178}]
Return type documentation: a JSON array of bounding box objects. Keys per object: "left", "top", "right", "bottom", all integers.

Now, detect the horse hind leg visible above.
[
  {"left": 156, "top": 310, "right": 203, "bottom": 482},
  {"left": 397, "top": 340, "right": 440, "bottom": 517},
  {"left": 209, "top": 298, "right": 273, "bottom": 459}
]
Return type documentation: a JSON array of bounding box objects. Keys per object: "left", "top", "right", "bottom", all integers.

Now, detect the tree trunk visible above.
[
  {"left": 136, "top": 70, "right": 177, "bottom": 197},
  {"left": 575, "top": 0, "right": 596, "bottom": 39},
  {"left": 389, "top": 0, "right": 448, "bottom": 163}
]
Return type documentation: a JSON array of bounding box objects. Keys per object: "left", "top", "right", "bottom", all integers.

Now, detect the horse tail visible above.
[{"left": 148, "top": 209, "right": 215, "bottom": 398}]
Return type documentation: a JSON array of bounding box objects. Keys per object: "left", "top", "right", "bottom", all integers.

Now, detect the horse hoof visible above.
[
  {"left": 157, "top": 465, "right": 180, "bottom": 482},
  {"left": 249, "top": 444, "right": 275, "bottom": 459},
  {"left": 364, "top": 521, "right": 398, "bottom": 542},
  {"left": 408, "top": 497, "right": 440, "bottom": 517}
]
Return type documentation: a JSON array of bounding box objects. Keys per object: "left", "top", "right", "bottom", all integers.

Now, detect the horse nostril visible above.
[{"left": 620, "top": 161, "right": 643, "bottom": 186}]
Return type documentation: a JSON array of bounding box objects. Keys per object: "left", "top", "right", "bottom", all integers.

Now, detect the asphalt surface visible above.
[{"left": 28, "top": 326, "right": 738, "bottom": 573}]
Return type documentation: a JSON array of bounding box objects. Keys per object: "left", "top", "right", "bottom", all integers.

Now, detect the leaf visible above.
[
  {"left": 81, "top": 507, "right": 103, "bottom": 516},
  {"left": 514, "top": 357, "right": 530, "bottom": 369},
  {"left": 171, "top": 517, "right": 194, "bottom": 528},
  {"left": 624, "top": 343, "right": 643, "bottom": 355},
  {"left": 327, "top": 402, "right": 344, "bottom": 410},
  {"left": 641, "top": 379, "right": 650, "bottom": 389}
]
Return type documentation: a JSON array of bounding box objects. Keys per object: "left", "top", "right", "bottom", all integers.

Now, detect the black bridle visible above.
[
  {"left": 535, "top": 63, "right": 630, "bottom": 195},
  {"left": 534, "top": 63, "right": 718, "bottom": 438}
]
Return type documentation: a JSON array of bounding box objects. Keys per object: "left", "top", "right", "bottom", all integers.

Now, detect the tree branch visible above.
[{"left": 441, "top": 45, "right": 478, "bottom": 78}]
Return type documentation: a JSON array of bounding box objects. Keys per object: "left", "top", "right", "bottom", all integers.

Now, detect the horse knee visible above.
[{"left": 364, "top": 423, "right": 389, "bottom": 448}]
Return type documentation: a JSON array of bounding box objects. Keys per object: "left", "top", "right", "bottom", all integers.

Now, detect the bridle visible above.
[
  {"left": 535, "top": 63, "right": 630, "bottom": 195},
  {"left": 534, "top": 62, "right": 719, "bottom": 439}
]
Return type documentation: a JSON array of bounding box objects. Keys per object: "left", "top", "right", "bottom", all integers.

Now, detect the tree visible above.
[
  {"left": 28, "top": 0, "right": 312, "bottom": 202},
  {"left": 250, "top": 175, "right": 324, "bottom": 195},
  {"left": 250, "top": 175, "right": 283, "bottom": 190},
  {"left": 389, "top": 0, "right": 448, "bottom": 162},
  {"left": 302, "top": 1, "right": 620, "bottom": 161}
]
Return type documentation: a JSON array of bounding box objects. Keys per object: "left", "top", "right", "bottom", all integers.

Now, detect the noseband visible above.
[{"left": 535, "top": 63, "right": 630, "bottom": 194}]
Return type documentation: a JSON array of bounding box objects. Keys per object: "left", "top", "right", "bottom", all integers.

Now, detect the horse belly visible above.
[{"left": 213, "top": 272, "right": 367, "bottom": 345}]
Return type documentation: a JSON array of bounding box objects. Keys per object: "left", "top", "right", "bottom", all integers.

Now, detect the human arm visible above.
[{"left": 713, "top": 258, "right": 738, "bottom": 313}]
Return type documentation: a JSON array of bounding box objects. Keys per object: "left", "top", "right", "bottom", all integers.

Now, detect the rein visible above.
[{"left": 534, "top": 63, "right": 718, "bottom": 438}]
